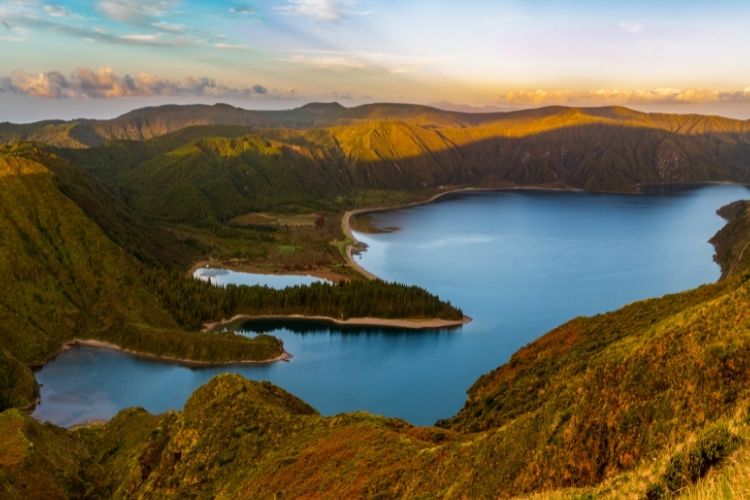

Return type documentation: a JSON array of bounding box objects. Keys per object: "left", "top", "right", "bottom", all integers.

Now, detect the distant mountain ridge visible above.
[
  {"left": 2, "top": 102, "right": 750, "bottom": 148},
  {"left": 23, "top": 102, "right": 745, "bottom": 226}
]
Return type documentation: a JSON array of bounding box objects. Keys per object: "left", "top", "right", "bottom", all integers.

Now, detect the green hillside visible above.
[
  {"left": 1, "top": 185, "right": 749, "bottom": 499},
  {"left": 18, "top": 103, "right": 741, "bottom": 280},
  {"left": 0, "top": 146, "right": 288, "bottom": 409},
  {"left": 1, "top": 103, "right": 750, "bottom": 498},
  {"left": 0, "top": 141, "right": 462, "bottom": 413},
  {"left": 51, "top": 104, "right": 750, "bottom": 223}
]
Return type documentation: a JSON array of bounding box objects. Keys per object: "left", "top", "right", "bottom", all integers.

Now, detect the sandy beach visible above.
[{"left": 203, "top": 313, "right": 471, "bottom": 332}]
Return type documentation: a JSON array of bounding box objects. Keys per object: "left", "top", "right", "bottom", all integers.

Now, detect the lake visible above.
[
  {"left": 193, "top": 267, "right": 328, "bottom": 288},
  {"left": 33, "top": 185, "right": 749, "bottom": 427}
]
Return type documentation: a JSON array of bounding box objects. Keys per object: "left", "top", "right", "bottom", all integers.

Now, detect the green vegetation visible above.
[
  {"left": 0, "top": 350, "right": 36, "bottom": 412},
  {"left": 32, "top": 102, "right": 748, "bottom": 279},
  {"left": 711, "top": 200, "right": 750, "bottom": 278},
  {"left": 144, "top": 268, "right": 463, "bottom": 330},
  {"left": 0, "top": 139, "right": 461, "bottom": 400},
  {"left": 655, "top": 424, "right": 741, "bottom": 496},
  {"left": 0, "top": 148, "right": 285, "bottom": 372},
  {"left": 1, "top": 184, "right": 748, "bottom": 499},
  {"left": 1, "top": 103, "right": 750, "bottom": 498}
]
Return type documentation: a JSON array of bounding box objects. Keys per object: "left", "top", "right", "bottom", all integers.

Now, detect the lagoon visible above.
[{"left": 33, "top": 185, "right": 749, "bottom": 426}]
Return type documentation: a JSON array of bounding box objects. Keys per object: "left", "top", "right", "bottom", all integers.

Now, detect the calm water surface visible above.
[
  {"left": 34, "top": 185, "right": 749, "bottom": 426},
  {"left": 193, "top": 267, "right": 328, "bottom": 288}
]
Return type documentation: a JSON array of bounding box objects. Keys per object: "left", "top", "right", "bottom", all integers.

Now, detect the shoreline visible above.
[
  {"left": 204, "top": 313, "right": 472, "bottom": 332},
  {"left": 341, "top": 181, "right": 750, "bottom": 280},
  {"left": 341, "top": 184, "right": 585, "bottom": 280},
  {"left": 59, "top": 338, "right": 292, "bottom": 367}
]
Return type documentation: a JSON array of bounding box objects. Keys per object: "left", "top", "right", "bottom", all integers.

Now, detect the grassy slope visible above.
[
  {"left": 0, "top": 145, "right": 286, "bottom": 405},
  {"left": 3, "top": 104, "right": 729, "bottom": 283},
  {"left": 55, "top": 105, "right": 750, "bottom": 225},
  {"left": 0, "top": 142, "right": 460, "bottom": 411},
  {"left": 1, "top": 202, "right": 748, "bottom": 499},
  {"left": 35, "top": 105, "right": 747, "bottom": 277}
]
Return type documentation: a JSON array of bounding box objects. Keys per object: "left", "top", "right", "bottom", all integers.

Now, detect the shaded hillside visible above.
[
  {"left": 4, "top": 101, "right": 750, "bottom": 147},
  {"left": 2, "top": 198, "right": 749, "bottom": 498},
  {"left": 711, "top": 200, "right": 750, "bottom": 278},
  {"left": 0, "top": 143, "right": 462, "bottom": 414},
  {"left": 40, "top": 105, "right": 749, "bottom": 227},
  {"left": 0, "top": 147, "right": 284, "bottom": 409},
  {"left": 14, "top": 146, "right": 200, "bottom": 268}
]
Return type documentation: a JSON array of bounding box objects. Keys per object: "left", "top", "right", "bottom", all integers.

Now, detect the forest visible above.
[{"left": 142, "top": 266, "right": 465, "bottom": 330}]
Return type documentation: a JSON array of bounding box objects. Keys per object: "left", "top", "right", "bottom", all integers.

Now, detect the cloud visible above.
[
  {"left": 229, "top": 5, "right": 255, "bottom": 15},
  {"left": 42, "top": 4, "right": 73, "bottom": 18},
  {"left": 120, "top": 33, "right": 161, "bottom": 43},
  {"left": 718, "top": 88, "right": 750, "bottom": 103},
  {"left": 96, "top": 0, "right": 179, "bottom": 23},
  {"left": 494, "top": 88, "right": 750, "bottom": 106},
  {"left": 278, "top": 0, "right": 369, "bottom": 22},
  {"left": 618, "top": 22, "right": 645, "bottom": 34},
  {"left": 283, "top": 50, "right": 442, "bottom": 75},
  {"left": 0, "top": 67, "right": 276, "bottom": 99},
  {"left": 2, "top": 2, "right": 237, "bottom": 50},
  {"left": 286, "top": 54, "right": 370, "bottom": 70},
  {"left": 151, "top": 21, "right": 185, "bottom": 33},
  {"left": 0, "top": 34, "right": 25, "bottom": 43},
  {"left": 213, "top": 42, "right": 252, "bottom": 51}
]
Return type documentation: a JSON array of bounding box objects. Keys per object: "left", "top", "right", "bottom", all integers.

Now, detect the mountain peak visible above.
[{"left": 297, "top": 102, "right": 346, "bottom": 113}]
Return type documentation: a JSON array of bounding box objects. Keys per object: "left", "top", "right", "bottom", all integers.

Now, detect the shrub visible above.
[
  {"left": 645, "top": 482, "right": 665, "bottom": 499},
  {"left": 658, "top": 424, "right": 740, "bottom": 494}
]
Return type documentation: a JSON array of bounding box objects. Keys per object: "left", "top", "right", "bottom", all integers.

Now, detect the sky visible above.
[{"left": 1, "top": 0, "right": 750, "bottom": 122}]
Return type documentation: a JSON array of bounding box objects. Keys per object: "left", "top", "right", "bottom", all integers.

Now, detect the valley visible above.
[{"left": 1, "top": 103, "right": 750, "bottom": 498}]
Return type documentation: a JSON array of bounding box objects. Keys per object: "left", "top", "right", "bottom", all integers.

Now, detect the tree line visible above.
[{"left": 141, "top": 267, "right": 464, "bottom": 330}]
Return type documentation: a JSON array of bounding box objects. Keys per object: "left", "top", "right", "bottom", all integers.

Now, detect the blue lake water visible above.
[
  {"left": 193, "top": 267, "right": 328, "bottom": 288},
  {"left": 33, "top": 185, "right": 750, "bottom": 427}
]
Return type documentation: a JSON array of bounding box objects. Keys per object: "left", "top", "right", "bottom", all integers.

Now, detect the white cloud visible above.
[
  {"left": 214, "top": 42, "right": 252, "bottom": 50},
  {"left": 618, "top": 22, "right": 645, "bottom": 34},
  {"left": 151, "top": 21, "right": 185, "bottom": 33},
  {"left": 278, "top": 0, "right": 369, "bottom": 22},
  {"left": 494, "top": 87, "right": 750, "bottom": 106},
  {"left": 0, "top": 35, "right": 25, "bottom": 43},
  {"left": 284, "top": 50, "right": 443, "bottom": 74},
  {"left": 229, "top": 5, "right": 255, "bottom": 16},
  {"left": 286, "top": 54, "right": 369, "bottom": 69},
  {"left": 0, "top": 66, "right": 274, "bottom": 99},
  {"left": 96, "top": 0, "right": 179, "bottom": 23},
  {"left": 42, "top": 4, "right": 73, "bottom": 18},
  {"left": 120, "top": 33, "right": 160, "bottom": 43}
]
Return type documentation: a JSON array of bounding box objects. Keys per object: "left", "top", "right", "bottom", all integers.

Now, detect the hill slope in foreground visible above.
[{"left": 2, "top": 197, "right": 750, "bottom": 496}]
